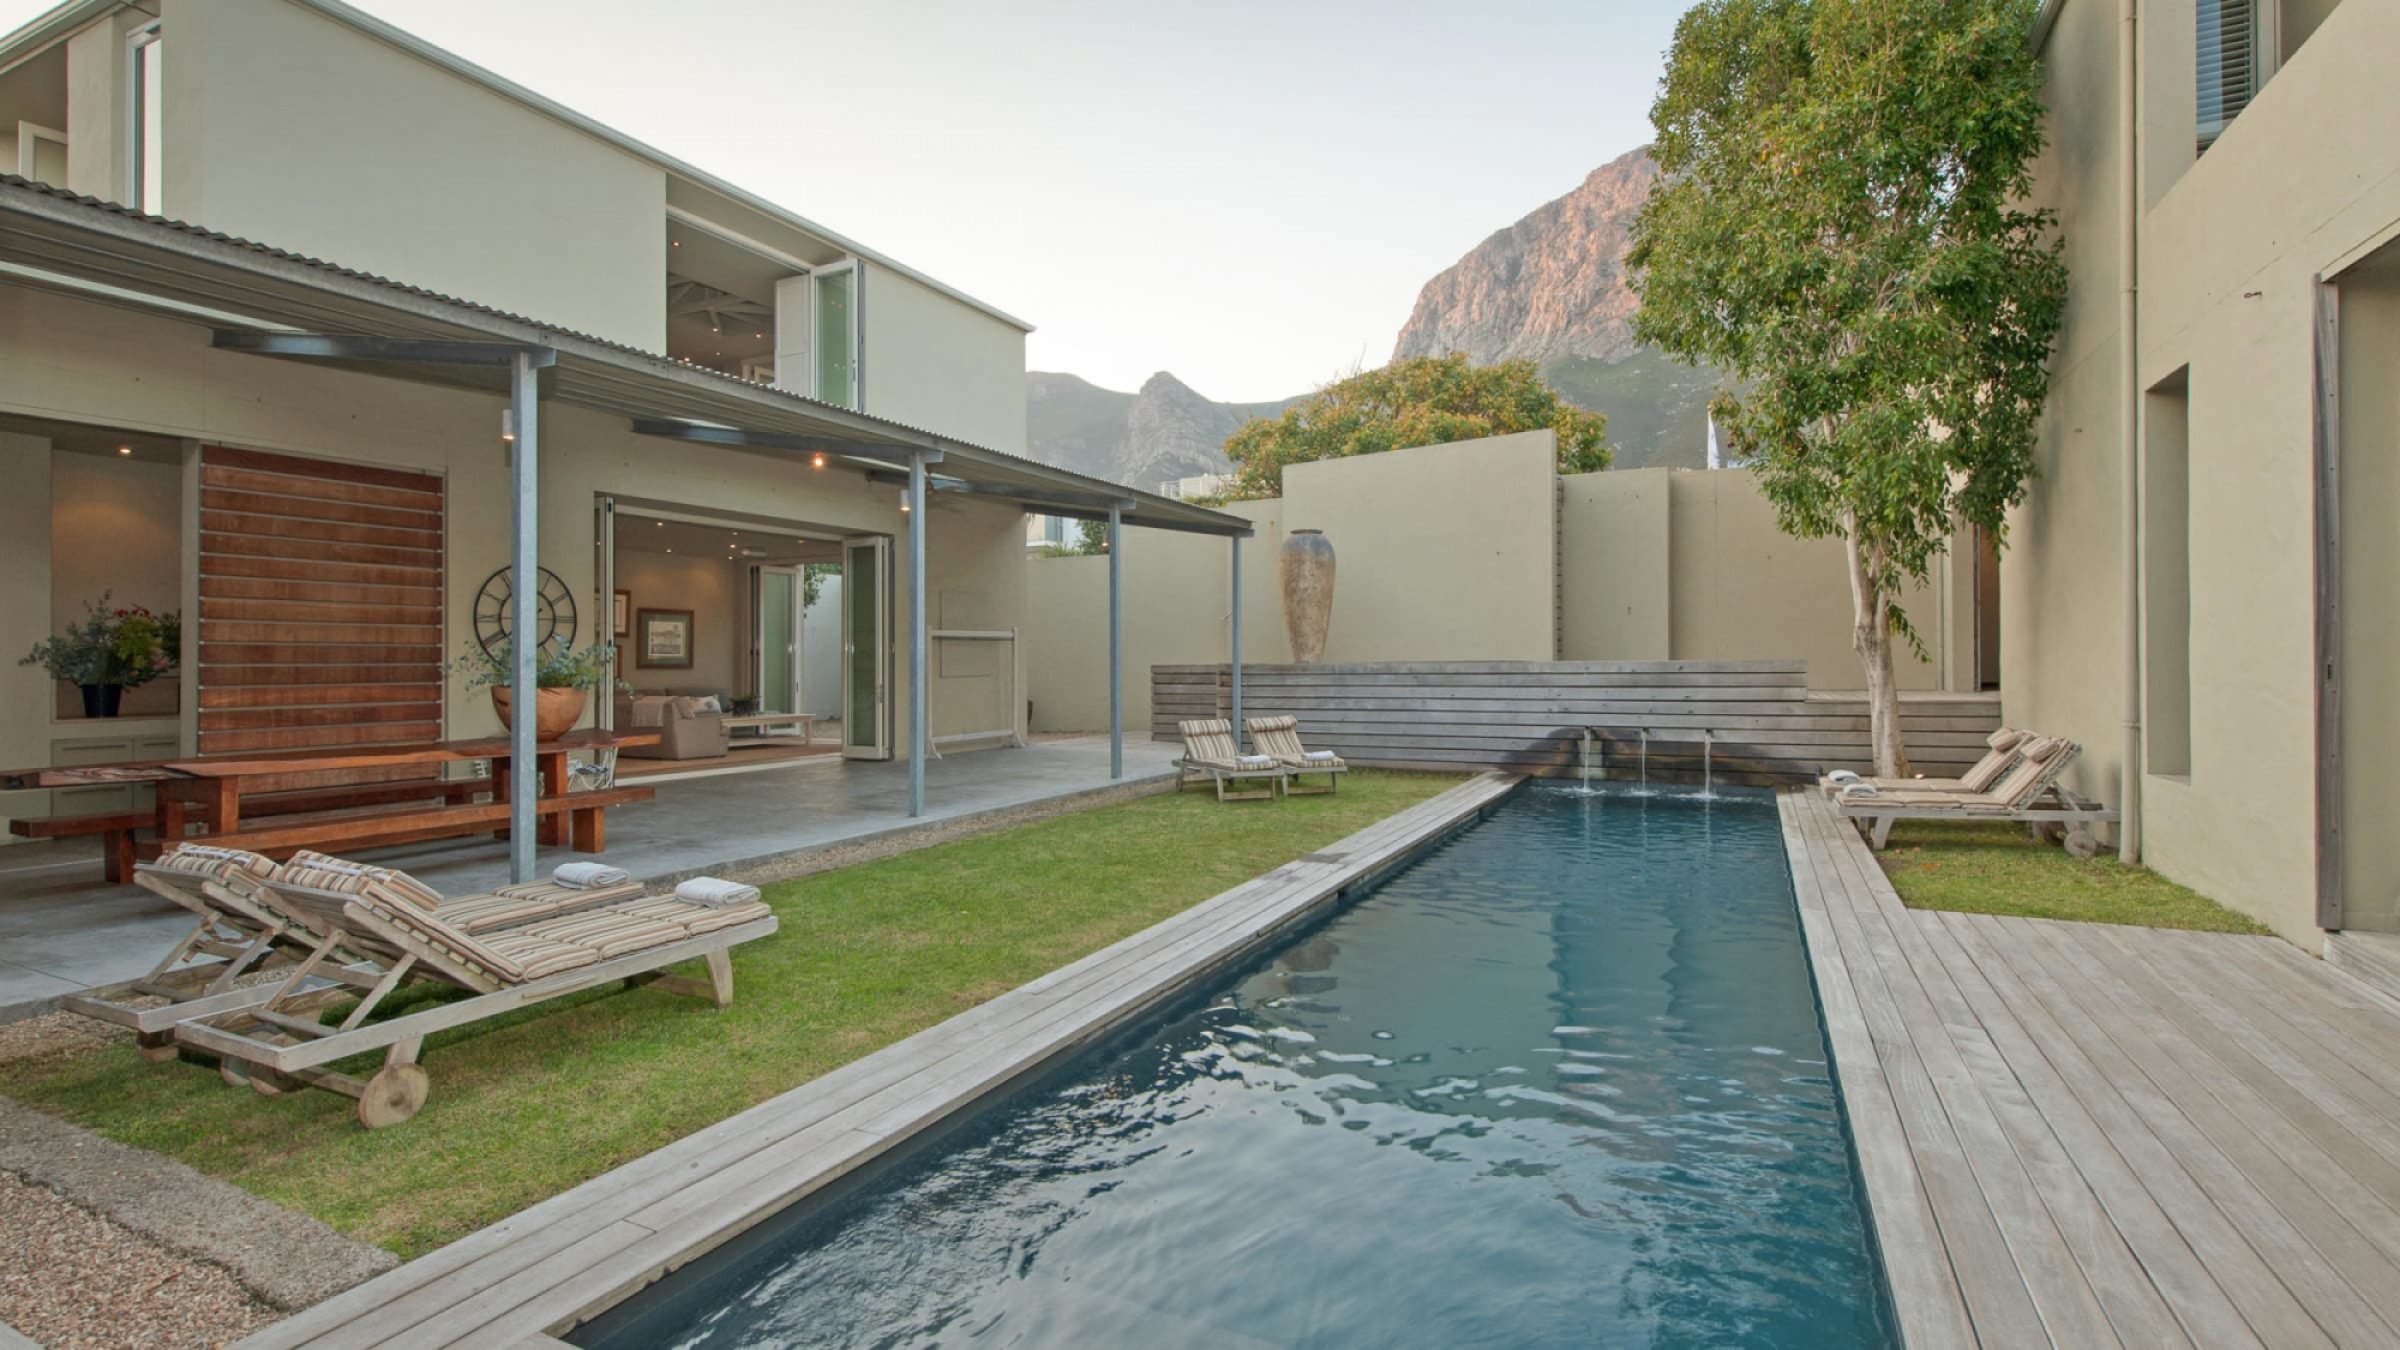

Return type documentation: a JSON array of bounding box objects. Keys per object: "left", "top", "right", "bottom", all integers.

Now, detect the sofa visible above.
[{"left": 615, "top": 686, "right": 731, "bottom": 760}]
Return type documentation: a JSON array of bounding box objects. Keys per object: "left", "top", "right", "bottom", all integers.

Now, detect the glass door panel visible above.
[
  {"left": 816, "top": 267, "right": 857, "bottom": 408},
  {"left": 842, "top": 537, "right": 889, "bottom": 759},
  {"left": 759, "top": 569, "right": 797, "bottom": 715}
]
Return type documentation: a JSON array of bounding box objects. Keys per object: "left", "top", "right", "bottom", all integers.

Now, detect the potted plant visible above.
[
  {"left": 20, "top": 594, "right": 181, "bottom": 718},
  {"left": 446, "top": 638, "right": 624, "bottom": 740}
]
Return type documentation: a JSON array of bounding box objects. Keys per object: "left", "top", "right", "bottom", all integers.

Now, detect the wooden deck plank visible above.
[
  {"left": 1934, "top": 911, "right": 2296, "bottom": 1349},
  {"left": 1783, "top": 794, "right": 2053, "bottom": 1345},
  {"left": 2009, "top": 917, "right": 2400, "bottom": 1346},
  {"left": 1773, "top": 797, "right": 1977, "bottom": 1350},
  {"left": 1793, "top": 792, "right": 2122, "bottom": 1347}
]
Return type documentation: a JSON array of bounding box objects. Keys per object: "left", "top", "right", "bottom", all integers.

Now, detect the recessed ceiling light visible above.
[{"left": 116, "top": 445, "right": 132, "bottom": 456}]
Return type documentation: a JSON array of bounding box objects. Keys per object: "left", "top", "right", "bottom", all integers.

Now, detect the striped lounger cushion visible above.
[
  {"left": 615, "top": 896, "right": 775, "bottom": 937},
  {"left": 281, "top": 851, "right": 636, "bottom": 935}
]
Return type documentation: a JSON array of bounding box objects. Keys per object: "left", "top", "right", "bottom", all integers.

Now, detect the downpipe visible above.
[{"left": 2117, "top": 0, "right": 2144, "bottom": 864}]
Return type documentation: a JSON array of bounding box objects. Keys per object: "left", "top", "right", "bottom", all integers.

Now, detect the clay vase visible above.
[
  {"left": 1278, "top": 529, "right": 1336, "bottom": 663},
  {"left": 490, "top": 686, "right": 587, "bottom": 741}
]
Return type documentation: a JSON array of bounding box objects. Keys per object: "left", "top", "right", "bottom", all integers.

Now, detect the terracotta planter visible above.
[
  {"left": 1278, "top": 528, "right": 1336, "bottom": 663},
  {"left": 490, "top": 686, "right": 587, "bottom": 741}
]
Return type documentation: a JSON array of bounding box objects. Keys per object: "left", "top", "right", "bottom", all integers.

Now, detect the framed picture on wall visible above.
[
  {"left": 636, "top": 608, "right": 693, "bottom": 668},
  {"left": 613, "top": 589, "right": 631, "bottom": 637}
]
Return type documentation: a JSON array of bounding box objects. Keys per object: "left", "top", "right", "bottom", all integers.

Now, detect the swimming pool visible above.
[{"left": 580, "top": 783, "right": 1894, "bottom": 1348}]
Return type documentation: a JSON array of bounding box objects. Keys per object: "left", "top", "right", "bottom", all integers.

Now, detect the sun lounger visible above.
[
  {"left": 1244, "top": 715, "right": 1348, "bottom": 795},
  {"left": 1174, "top": 719, "right": 1286, "bottom": 802},
  {"left": 61, "top": 847, "right": 648, "bottom": 1061},
  {"left": 1834, "top": 737, "right": 2119, "bottom": 851},
  {"left": 1820, "top": 727, "right": 2030, "bottom": 797},
  {"left": 57, "top": 845, "right": 357, "bottom": 1060},
  {"left": 171, "top": 860, "right": 775, "bottom": 1126}
]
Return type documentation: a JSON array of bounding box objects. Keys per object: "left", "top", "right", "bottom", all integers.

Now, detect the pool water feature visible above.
[{"left": 581, "top": 784, "right": 1894, "bottom": 1349}]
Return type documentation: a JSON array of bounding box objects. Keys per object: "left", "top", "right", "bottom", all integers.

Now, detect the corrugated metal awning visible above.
[{"left": 0, "top": 176, "right": 1252, "bottom": 537}]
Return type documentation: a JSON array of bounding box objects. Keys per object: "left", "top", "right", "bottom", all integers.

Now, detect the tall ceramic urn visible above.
[{"left": 1278, "top": 529, "right": 1336, "bottom": 663}]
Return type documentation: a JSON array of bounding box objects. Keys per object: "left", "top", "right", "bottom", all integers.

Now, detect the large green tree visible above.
[
  {"left": 1219, "top": 354, "right": 1608, "bottom": 501},
  {"left": 1629, "top": 0, "right": 2066, "bottom": 775}
]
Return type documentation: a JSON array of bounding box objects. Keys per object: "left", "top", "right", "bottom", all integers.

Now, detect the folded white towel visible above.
[
  {"left": 1837, "top": 782, "right": 1880, "bottom": 800},
  {"left": 676, "top": 876, "right": 761, "bottom": 908},
  {"left": 1825, "top": 769, "right": 1861, "bottom": 784},
  {"left": 1302, "top": 750, "right": 1339, "bottom": 764},
  {"left": 554, "top": 862, "right": 630, "bottom": 890},
  {"left": 1236, "top": 755, "right": 1276, "bottom": 770}
]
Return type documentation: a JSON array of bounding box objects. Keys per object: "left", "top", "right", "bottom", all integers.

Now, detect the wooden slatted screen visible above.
[
  {"left": 197, "top": 446, "right": 445, "bottom": 791},
  {"left": 1153, "top": 660, "right": 2003, "bottom": 786}
]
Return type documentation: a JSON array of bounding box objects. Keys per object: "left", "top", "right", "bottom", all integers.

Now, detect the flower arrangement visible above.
[
  {"left": 444, "top": 637, "right": 626, "bottom": 694},
  {"left": 20, "top": 594, "right": 181, "bottom": 689}
]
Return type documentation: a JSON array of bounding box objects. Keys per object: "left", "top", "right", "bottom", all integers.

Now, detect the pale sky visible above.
[{"left": 4, "top": 0, "right": 1689, "bottom": 401}]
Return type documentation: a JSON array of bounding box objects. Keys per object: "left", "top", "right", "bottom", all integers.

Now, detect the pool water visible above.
[{"left": 583, "top": 784, "right": 1894, "bottom": 1349}]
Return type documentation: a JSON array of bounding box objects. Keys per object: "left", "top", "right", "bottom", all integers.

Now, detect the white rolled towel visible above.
[
  {"left": 1236, "top": 755, "right": 1277, "bottom": 770},
  {"left": 1824, "top": 769, "right": 1862, "bottom": 784},
  {"left": 676, "top": 876, "right": 761, "bottom": 908},
  {"left": 554, "top": 862, "right": 630, "bottom": 890},
  {"left": 1836, "top": 782, "right": 1881, "bottom": 800},
  {"left": 1302, "top": 750, "right": 1339, "bottom": 764}
]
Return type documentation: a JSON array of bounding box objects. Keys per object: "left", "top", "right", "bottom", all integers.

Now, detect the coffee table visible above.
[{"left": 722, "top": 712, "right": 816, "bottom": 741}]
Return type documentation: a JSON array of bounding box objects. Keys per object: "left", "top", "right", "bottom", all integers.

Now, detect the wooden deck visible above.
[
  {"left": 1783, "top": 787, "right": 2400, "bottom": 1349},
  {"left": 236, "top": 773, "right": 1520, "bottom": 1348}
]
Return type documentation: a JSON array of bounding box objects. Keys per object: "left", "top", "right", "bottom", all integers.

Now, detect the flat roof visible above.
[
  {"left": 0, "top": 0, "right": 1035, "bottom": 333},
  {"left": 0, "top": 176, "right": 1249, "bottom": 537}
]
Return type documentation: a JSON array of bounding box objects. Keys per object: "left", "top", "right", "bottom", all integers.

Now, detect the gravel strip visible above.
[
  {"left": 0, "top": 1171, "right": 278, "bottom": 1350},
  {"left": 0, "top": 1099, "right": 395, "bottom": 1312},
  {"left": 0, "top": 1012, "right": 129, "bottom": 1069}
]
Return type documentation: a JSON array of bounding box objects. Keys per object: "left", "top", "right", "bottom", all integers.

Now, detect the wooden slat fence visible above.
[
  {"left": 1153, "top": 660, "right": 2002, "bottom": 785},
  {"left": 197, "top": 446, "right": 446, "bottom": 792}
]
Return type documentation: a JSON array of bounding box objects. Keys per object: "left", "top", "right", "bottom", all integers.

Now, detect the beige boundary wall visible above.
[
  {"left": 1025, "top": 432, "right": 1978, "bottom": 735},
  {"left": 0, "top": 281, "right": 1024, "bottom": 832},
  {"left": 1151, "top": 660, "right": 2002, "bottom": 784}
]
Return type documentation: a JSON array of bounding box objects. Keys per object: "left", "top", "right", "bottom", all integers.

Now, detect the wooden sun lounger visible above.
[
  {"left": 1835, "top": 737, "right": 2118, "bottom": 851},
  {"left": 1244, "top": 715, "right": 1347, "bottom": 795},
  {"left": 172, "top": 865, "right": 775, "bottom": 1127},
  {"left": 1819, "top": 726, "right": 2029, "bottom": 797},
  {"left": 60, "top": 846, "right": 644, "bottom": 1059},
  {"left": 1174, "top": 719, "right": 1286, "bottom": 802}
]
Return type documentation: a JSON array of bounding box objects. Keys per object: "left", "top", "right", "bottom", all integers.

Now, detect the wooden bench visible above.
[
  {"left": 141, "top": 786, "right": 655, "bottom": 862},
  {"left": 9, "top": 809, "right": 150, "bottom": 883}
]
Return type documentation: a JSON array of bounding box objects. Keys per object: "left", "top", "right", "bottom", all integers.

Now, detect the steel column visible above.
[
  {"left": 507, "top": 351, "right": 539, "bottom": 883},
  {"left": 1108, "top": 504, "right": 1123, "bottom": 780},
  {"left": 1229, "top": 534, "right": 1243, "bottom": 747},
  {"left": 908, "top": 452, "right": 929, "bottom": 817}
]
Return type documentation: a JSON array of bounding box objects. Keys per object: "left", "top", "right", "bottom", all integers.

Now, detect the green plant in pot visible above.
[
  {"left": 446, "top": 638, "right": 624, "bottom": 740},
  {"left": 20, "top": 594, "right": 181, "bottom": 718}
]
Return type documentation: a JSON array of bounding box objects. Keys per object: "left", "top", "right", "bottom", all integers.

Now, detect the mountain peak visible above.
[{"left": 1391, "top": 147, "right": 1659, "bottom": 368}]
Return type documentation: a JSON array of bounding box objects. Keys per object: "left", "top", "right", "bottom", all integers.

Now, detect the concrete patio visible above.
[{"left": 0, "top": 736, "right": 1179, "bottom": 1019}]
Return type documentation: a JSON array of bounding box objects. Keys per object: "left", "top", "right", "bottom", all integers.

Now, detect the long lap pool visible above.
[{"left": 581, "top": 783, "right": 1894, "bottom": 1348}]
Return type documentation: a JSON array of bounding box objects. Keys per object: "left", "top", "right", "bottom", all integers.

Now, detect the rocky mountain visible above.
[
  {"left": 1392, "top": 145, "right": 1657, "bottom": 368},
  {"left": 1025, "top": 370, "right": 1294, "bottom": 493},
  {"left": 1024, "top": 143, "right": 1724, "bottom": 484}
]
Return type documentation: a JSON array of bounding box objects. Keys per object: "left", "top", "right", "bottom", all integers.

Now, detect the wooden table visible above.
[
  {"left": 721, "top": 712, "right": 816, "bottom": 741},
  {"left": 156, "top": 728, "right": 658, "bottom": 845}
]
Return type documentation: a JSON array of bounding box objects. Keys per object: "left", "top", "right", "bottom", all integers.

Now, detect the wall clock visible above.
[{"left": 472, "top": 566, "right": 577, "bottom": 658}]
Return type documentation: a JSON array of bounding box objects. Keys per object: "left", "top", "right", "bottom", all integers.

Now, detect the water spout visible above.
[
  {"left": 1702, "top": 731, "right": 1714, "bottom": 799},
  {"left": 1639, "top": 729, "right": 1650, "bottom": 795}
]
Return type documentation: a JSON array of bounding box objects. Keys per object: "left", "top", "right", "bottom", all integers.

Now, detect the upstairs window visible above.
[
  {"left": 2197, "top": 0, "right": 2270, "bottom": 153},
  {"left": 126, "top": 21, "right": 164, "bottom": 212},
  {"left": 815, "top": 262, "right": 859, "bottom": 409}
]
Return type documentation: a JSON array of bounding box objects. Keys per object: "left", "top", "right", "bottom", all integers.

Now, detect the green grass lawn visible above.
[
  {"left": 1875, "top": 820, "right": 2270, "bottom": 934},
  {"left": 4, "top": 770, "right": 1459, "bottom": 1259}
]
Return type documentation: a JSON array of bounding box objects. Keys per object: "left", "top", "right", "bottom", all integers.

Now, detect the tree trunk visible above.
[{"left": 1843, "top": 520, "right": 1912, "bottom": 778}]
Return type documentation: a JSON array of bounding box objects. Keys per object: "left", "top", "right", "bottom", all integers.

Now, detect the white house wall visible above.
[{"left": 156, "top": 0, "right": 667, "bottom": 351}]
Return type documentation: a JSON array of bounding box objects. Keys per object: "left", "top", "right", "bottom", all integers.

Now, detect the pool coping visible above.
[{"left": 236, "top": 771, "right": 1522, "bottom": 1349}]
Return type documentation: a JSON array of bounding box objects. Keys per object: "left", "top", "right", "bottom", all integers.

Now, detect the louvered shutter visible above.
[{"left": 2197, "top": 0, "right": 2259, "bottom": 153}]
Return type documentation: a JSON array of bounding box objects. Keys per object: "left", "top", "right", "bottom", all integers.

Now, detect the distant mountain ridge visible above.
[{"left": 1024, "top": 144, "right": 1722, "bottom": 485}]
